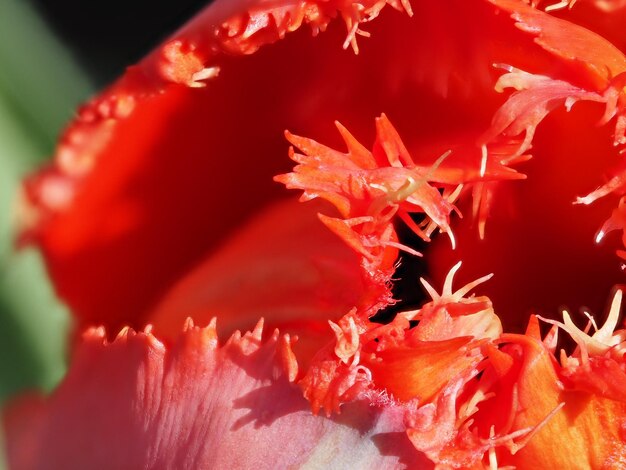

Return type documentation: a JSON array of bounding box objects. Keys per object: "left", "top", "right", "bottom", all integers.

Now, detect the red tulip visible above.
[{"left": 6, "top": 0, "right": 626, "bottom": 467}]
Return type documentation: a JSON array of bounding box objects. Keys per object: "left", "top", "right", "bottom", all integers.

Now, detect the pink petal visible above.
[{"left": 4, "top": 322, "right": 431, "bottom": 469}]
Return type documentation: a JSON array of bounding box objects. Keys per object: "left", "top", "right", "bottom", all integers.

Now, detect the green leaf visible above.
[{"left": 0, "top": 2, "right": 94, "bottom": 465}]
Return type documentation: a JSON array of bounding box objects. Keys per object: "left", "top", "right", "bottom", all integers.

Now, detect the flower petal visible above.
[
  {"left": 17, "top": 0, "right": 414, "bottom": 333},
  {"left": 4, "top": 321, "right": 431, "bottom": 469},
  {"left": 363, "top": 336, "right": 480, "bottom": 403},
  {"left": 149, "top": 198, "right": 388, "bottom": 363},
  {"left": 489, "top": 0, "right": 626, "bottom": 88},
  {"left": 475, "top": 333, "right": 626, "bottom": 468},
  {"left": 19, "top": 0, "right": 554, "bottom": 333}
]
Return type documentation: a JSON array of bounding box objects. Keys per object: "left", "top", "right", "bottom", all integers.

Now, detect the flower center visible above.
[
  {"left": 371, "top": 221, "right": 429, "bottom": 322},
  {"left": 425, "top": 107, "right": 626, "bottom": 333}
]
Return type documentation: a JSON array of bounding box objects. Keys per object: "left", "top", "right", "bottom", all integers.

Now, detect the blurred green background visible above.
[
  {"left": 0, "top": 0, "right": 88, "bottom": 411},
  {"left": 0, "top": 0, "right": 90, "bottom": 466},
  {"left": 0, "top": 0, "right": 207, "bottom": 466}
]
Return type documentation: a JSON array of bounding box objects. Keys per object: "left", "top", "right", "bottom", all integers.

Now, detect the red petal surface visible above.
[{"left": 18, "top": 0, "right": 569, "bottom": 332}]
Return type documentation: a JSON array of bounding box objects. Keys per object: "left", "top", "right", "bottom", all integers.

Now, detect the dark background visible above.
[{"left": 31, "top": 0, "right": 209, "bottom": 85}]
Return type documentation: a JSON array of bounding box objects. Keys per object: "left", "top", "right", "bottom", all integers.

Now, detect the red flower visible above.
[{"left": 6, "top": 0, "right": 626, "bottom": 467}]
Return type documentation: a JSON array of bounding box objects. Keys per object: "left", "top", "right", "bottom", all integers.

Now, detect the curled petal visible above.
[
  {"left": 482, "top": 67, "right": 606, "bottom": 155},
  {"left": 537, "top": 290, "right": 626, "bottom": 401},
  {"left": 329, "top": 314, "right": 361, "bottom": 364},
  {"left": 490, "top": 0, "right": 626, "bottom": 87},
  {"left": 148, "top": 198, "right": 390, "bottom": 364},
  {"left": 414, "top": 262, "right": 502, "bottom": 342},
  {"left": 277, "top": 115, "right": 534, "bottom": 290},
  {"left": 594, "top": 197, "right": 626, "bottom": 259},
  {"left": 300, "top": 265, "right": 496, "bottom": 425},
  {"left": 300, "top": 350, "right": 374, "bottom": 416},
  {"left": 561, "top": 355, "right": 626, "bottom": 401},
  {"left": 362, "top": 337, "right": 483, "bottom": 403},
  {"left": 405, "top": 375, "right": 488, "bottom": 468},
  {"left": 532, "top": 0, "right": 626, "bottom": 12},
  {"left": 475, "top": 333, "right": 626, "bottom": 468},
  {"left": 276, "top": 116, "right": 459, "bottom": 274}
]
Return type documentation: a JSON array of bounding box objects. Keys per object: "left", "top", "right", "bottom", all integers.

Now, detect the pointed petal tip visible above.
[
  {"left": 183, "top": 317, "right": 195, "bottom": 331},
  {"left": 251, "top": 317, "right": 265, "bottom": 341},
  {"left": 115, "top": 326, "right": 134, "bottom": 341},
  {"left": 279, "top": 334, "right": 299, "bottom": 382},
  {"left": 83, "top": 326, "right": 107, "bottom": 341}
]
